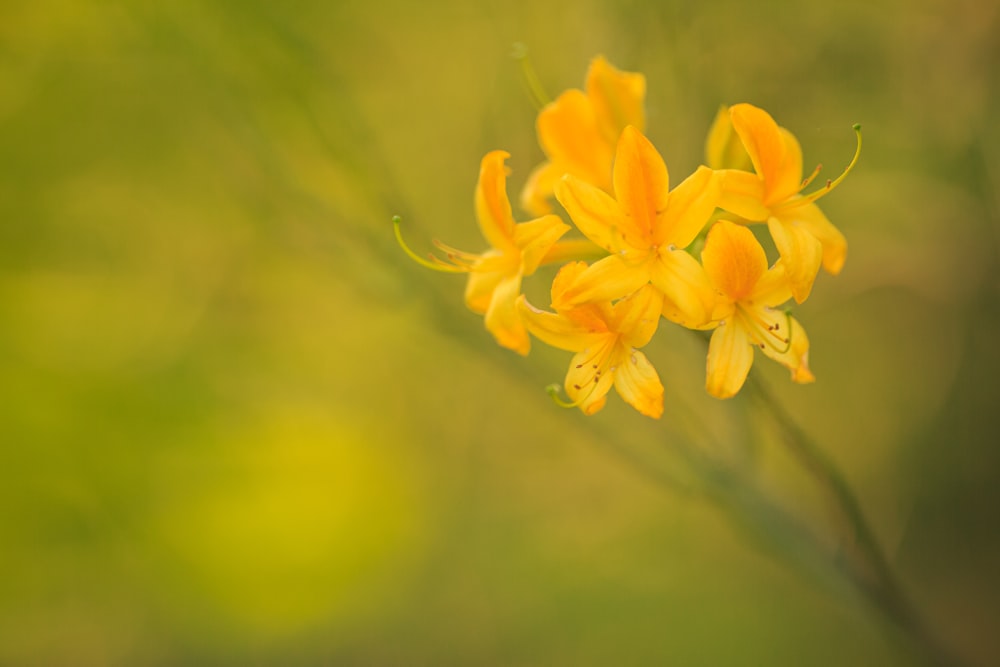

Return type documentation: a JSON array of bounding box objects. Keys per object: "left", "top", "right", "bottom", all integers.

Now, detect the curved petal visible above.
[
  {"left": 701, "top": 220, "right": 768, "bottom": 301},
  {"left": 758, "top": 315, "right": 815, "bottom": 384},
  {"left": 560, "top": 253, "right": 650, "bottom": 306},
  {"left": 537, "top": 89, "right": 614, "bottom": 191},
  {"left": 484, "top": 274, "right": 530, "bottom": 355},
  {"left": 780, "top": 201, "right": 847, "bottom": 275},
  {"left": 612, "top": 284, "right": 663, "bottom": 348},
  {"left": 706, "top": 321, "right": 754, "bottom": 399},
  {"left": 650, "top": 249, "right": 717, "bottom": 328},
  {"left": 475, "top": 150, "right": 517, "bottom": 253},
  {"left": 705, "top": 105, "right": 752, "bottom": 171},
  {"left": 612, "top": 126, "right": 668, "bottom": 242},
  {"left": 658, "top": 166, "right": 721, "bottom": 248},
  {"left": 512, "top": 214, "right": 570, "bottom": 275},
  {"left": 517, "top": 295, "right": 596, "bottom": 352},
  {"left": 730, "top": 104, "right": 802, "bottom": 206},
  {"left": 586, "top": 55, "right": 646, "bottom": 142},
  {"left": 612, "top": 346, "right": 664, "bottom": 418},
  {"left": 554, "top": 174, "right": 627, "bottom": 252},
  {"left": 767, "top": 217, "right": 823, "bottom": 303},
  {"left": 717, "top": 169, "right": 770, "bottom": 221}
]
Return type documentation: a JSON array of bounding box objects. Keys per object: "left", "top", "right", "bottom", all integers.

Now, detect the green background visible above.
[{"left": 1, "top": 0, "right": 997, "bottom": 664}]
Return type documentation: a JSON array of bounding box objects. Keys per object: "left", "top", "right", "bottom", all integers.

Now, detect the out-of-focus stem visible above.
[{"left": 745, "top": 373, "right": 963, "bottom": 666}]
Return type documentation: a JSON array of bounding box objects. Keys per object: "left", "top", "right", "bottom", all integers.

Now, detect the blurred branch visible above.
[{"left": 745, "top": 372, "right": 965, "bottom": 667}]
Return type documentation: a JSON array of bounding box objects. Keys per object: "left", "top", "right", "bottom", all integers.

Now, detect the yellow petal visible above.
[
  {"left": 554, "top": 174, "right": 626, "bottom": 252},
  {"left": 612, "top": 126, "right": 668, "bottom": 242},
  {"left": 730, "top": 104, "right": 803, "bottom": 206},
  {"left": 611, "top": 284, "right": 663, "bottom": 348},
  {"left": 565, "top": 340, "right": 616, "bottom": 415},
  {"left": 650, "top": 248, "right": 717, "bottom": 328},
  {"left": 484, "top": 274, "right": 530, "bottom": 355},
  {"left": 705, "top": 105, "right": 753, "bottom": 171},
  {"left": 464, "top": 266, "right": 503, "bottom": 314},
  {"left": 586, "top": 55, "right": 646, "bottom": 142},
  {"left": 612, "top": 346, "right": 664, "bottom": 418},
  {"left": 758, "top": 315, "right": 815, "bottom": 384},
  {"left": 560, "top": 253, "right": 650, "bottom": 305},
  {"left": 750, "top": 262, "right": 793, "bottom": 308},
  {"left": 656, "top": 165, "right": 720, "bottom": 248},
  {"left": 716, "top": 168, "right": 770, "bottom": 221},
  {"left": 512, "top": 214, "right": 570, "bottom": 275},
  {"left": 766, "top": 217, "right": 823, "bottom": 303},
  {"left": 779, "top": 201, "right": 847, "bottom": 275},
  {"left": 475, "top": 150, "right": 517, "bottom": 253},
  {"left": 701, "top": 220, "right": 768, "bottom": 302},
  {"left": 537, "top": 89, "right": 614, "bottom": 191},
  {"left": 517, "top": 295, "right": 596, "bottom": 352},
  {"left": 706, "top": 321, "right": 754, "bottom": 399}
]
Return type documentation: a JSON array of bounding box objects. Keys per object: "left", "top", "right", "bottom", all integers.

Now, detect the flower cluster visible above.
[{"left": 397, "top": 56, "right": 859, "bottom": 418}]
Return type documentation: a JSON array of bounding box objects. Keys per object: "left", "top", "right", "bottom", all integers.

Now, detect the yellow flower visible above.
[
  {"left": 701, "top": 220, "right": 815, "bottom": 399},
  {"left": 520, "top": 55, "right": 646, "bottom": 216},
  {"left": 396, "top": 150, "right": 569, "bottom": 355},
  {"left": 517, "top": 262, "right": 665, "bottom": 418},
  {"left": 554, "top": 125, "right": 721, "bottom": 327},
  {"left": 714, "top": 103, "right": 859, "bottom": 303}
]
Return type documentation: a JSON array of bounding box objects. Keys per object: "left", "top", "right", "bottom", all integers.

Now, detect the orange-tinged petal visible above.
[
  {"left": 586, "top": 55, "right": 646, "bottom": 143},
  {"left": 650, "top": 249, "right": 717, "bottom": 328},
  {"left": 758, "top": 315, "right": 815, "bottom": 384},
  {"left": 612, "top": 285, "right": 663, "bottom": 348},
  {"left": 554, "top": 174, "right": 626, "bottom": 252},
  {"left": 656, "top": 165, "right": 720, "bottom": 248},
  {"left": 512, "top": 214, "right": 570, "bottom": 275},
  {"left": 612, "top": 346, "right": 664, "bottom": 418},
  {"left": 613, "top": 126, "right": 668, "bottom": 242},
  {"left": 706, "top": 321, "right": 754, "bottom": 399},
  {"left": 706, "top": 105, "right": 752, "bottom": 171},
  {"left": 484, "top": 274, "right": 530, "bottom": 355},
  {"left": 560, "top": 253, "right": 650, "bottom": 305},
  {"left": 475, "top": 150, "right": 517, "bottom": 252},
  {"left": 702, "top": 220, "right": 768, "bottom": 302},
  {"left": 767, "top": 217, "right": 823, "bottom": 303},
  {"left": 778, "top": 201, "right": 847, "bottom": 275},
  {"left": 537, "top": 89, "right": 614, "bottom": 190},
  {"left": 730, "top": 104, "right": 802, "bottom": 206},
  {"left": 716, "top": 169, "right": 770, "bottom": 222},
  {"left": 517, "top": 296, "right": 598, "bottom": 352}
]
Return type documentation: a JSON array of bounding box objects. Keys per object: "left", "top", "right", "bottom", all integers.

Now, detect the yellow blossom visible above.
[
  {"left": 396, "top": 150, "right": 570, "bottom": 355},
  {"left": 520, "top": 55, "right": 645, "bottom": 216},
  {"left": 554, "top": 125, "right": 721, "bottom": 327},
  {"left": 517, "top": 262, "right": 665, "bottom": 418},
  {"left": 714, "top": 103, "right": 859, "bottom": 303},
  {"left": 701, "top": 220, "right": 815, "bottom": 399}
]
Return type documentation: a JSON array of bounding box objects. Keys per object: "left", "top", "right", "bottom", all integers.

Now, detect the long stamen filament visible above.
[
  {"left": 783, "top": 124, "right": 862, "bottom": 210},
  {"left": 393, "top": 215, "right": 469, "bottom": 274}
]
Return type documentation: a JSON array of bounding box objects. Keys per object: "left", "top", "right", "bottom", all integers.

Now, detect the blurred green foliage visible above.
[{"left": 0, "top": 0, "right": 998, "bottom": 664}]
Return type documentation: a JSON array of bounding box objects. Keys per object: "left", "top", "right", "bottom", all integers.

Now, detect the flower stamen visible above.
[
  {"left": 393, "top": 215, "right": 468, "bottom": 274},
  {"left": 780, "top": 124, "right": 862, "bottom": 211}
]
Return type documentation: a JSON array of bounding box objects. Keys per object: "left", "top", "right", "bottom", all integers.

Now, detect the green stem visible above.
[{"left": 745, "top": 373, "right": 962, "bottom": 666}]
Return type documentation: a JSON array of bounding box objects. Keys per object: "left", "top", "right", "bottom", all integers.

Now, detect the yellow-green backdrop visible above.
[{"left": 1, "top": 0, "right": 997, "bottom": 664}]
